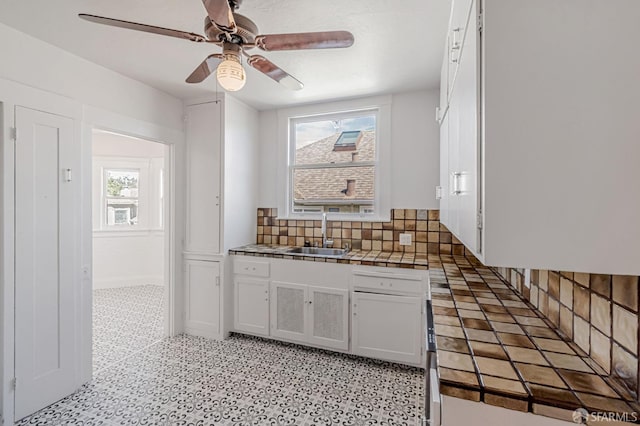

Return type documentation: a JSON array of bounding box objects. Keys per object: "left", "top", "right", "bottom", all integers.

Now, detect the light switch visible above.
[{"left": 399, "top": 233, "right": 412, "bottom": 246}]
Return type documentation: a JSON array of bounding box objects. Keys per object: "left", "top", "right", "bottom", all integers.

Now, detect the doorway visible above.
[{"left": 91, "top": 130, "right": 170, "bottom": 372}]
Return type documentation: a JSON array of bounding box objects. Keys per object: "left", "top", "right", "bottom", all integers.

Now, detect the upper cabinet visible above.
[
  {"left": 439, "top": 0, "right": 640, "bottom": 275},
  {"left": 185, "top": 101, "right": 222, "bottom": 255}
]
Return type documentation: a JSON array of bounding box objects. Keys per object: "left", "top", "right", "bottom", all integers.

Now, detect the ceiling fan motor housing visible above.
[{"left": 204, "top": 13, "right": 257, "bottom": 45}]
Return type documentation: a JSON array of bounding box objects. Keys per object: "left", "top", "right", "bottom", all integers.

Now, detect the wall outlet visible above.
[{"left": 399, "top": 233, "right": 412, "bottom": 246}]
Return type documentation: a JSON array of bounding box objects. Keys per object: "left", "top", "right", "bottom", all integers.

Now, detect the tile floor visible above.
[
  {"left": 93, "top": 285, "right": 165, "bottom": 372},
  {"left": 18, "top": 286, "right": 424, "bottom": 426}
]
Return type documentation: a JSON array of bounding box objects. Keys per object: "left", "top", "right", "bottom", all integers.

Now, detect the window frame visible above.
[
  {"left": 277, "top": 95, "right": 392, "bottom": 221},
  {"left": 92, "top": 156, "right": 164, "bottom": 233},
  {"left": 103, "top": 167, "right": 141, "bottom": 228}
]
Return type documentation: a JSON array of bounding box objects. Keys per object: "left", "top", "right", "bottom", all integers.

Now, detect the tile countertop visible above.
[
  {"left": 428, "top": 254, "right": 640, "bottom": 424},
  {"left": 229, "top": 244, "right": 429, "bottom": 269},
  {"left": 230, "top": 244, "right": 639, "bottom": 423}
]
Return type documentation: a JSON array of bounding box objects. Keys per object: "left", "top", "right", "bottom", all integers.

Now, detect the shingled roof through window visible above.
[{"left": 294, "top": 130, "right": 375, "bottom": 203}]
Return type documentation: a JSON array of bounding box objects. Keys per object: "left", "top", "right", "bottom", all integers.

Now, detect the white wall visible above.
[
  {"left": 221, "top": 94, "right": 260, "bottom": 338},
  {"left": 257, "top": 89, "right": 440, "bottom": 211},
  {"left": 93, "top": 232, "right": 164, "bottom": 289},
  {"left": 223, "top": 96, "right": 260, "bottom": 251},
  {"left": 390, "top": 90, "right": 440, "bottom": 209},
  {"left": 0, "top": 23, "right": 183, "bottom": 130},
  {"left": 0, "top": 22, "right": 185, "bottom": 421}
]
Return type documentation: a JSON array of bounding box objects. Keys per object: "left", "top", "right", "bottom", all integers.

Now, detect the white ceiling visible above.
[{"left": 0, "top": 0, "right": 450, "bottom": 110}]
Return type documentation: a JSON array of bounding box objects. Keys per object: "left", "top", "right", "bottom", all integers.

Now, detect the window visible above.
[
  {"left": 105, "top": 169, "right": 139, "bottom": 226},
  {"left": 279, "top": 96, "right": 391, "bottom": 220},
  {"left": 290, "top": 111, "right": 376, "bottom": 215}
]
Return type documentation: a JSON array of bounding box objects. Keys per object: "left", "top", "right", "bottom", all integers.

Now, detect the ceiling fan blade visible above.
[
  {"left": 201, "top": 0, "right": 237, "bottom": 33},
  {"left": 255, "top": 31, "right": 354, "bottom": 51},
  {"left": 186, "top": 54, "right": 224, "bottom": 83},
  {"left": 246, "top": 55, "right": 303, "bottom": 91},
  {"left": 79, "top": 14, "right": 207, "bottom": 42}
]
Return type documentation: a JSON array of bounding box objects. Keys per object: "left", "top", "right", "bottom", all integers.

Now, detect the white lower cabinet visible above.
[
  {"left": 271, "top": 282, "right": 349, "bottom": 351},
  {"left": 184, "top": 259, "right": 221, "bottom": 339},
  {"left": 232, "top": 256, "right": 427, "bottom": 365},
  {"left": 234, "top": 277, "right": 269, "bottom": 336},
  {"left": 351, "top": 292, "right": 423, "bottom": 365}
]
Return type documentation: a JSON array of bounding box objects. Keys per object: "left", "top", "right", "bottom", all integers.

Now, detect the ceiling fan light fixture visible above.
[{"left": 216, "top": 53, "right": 246, "bottom": 91}]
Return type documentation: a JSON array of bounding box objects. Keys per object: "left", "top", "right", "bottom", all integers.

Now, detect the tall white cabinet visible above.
[
  {"left": 183, "top": 100, "right": 223, "bottom": 339},
  {"left": 183, "top": 96, "right": 259, "bottom": 339},
  {"left": 439, "top": 0, "right": 640, "bottom": 275}
]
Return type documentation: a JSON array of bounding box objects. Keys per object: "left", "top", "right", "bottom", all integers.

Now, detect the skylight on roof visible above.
[{"left": 333, "top": 131, "right": 361, "bottom": 151}]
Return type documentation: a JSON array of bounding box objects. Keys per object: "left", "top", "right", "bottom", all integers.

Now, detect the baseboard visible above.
[{"left": 93, "top": 275, "right": 164, "bottom": 289}]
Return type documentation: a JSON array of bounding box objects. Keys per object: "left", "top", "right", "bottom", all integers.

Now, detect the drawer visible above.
[
  {"left": 352, "top": 270, "right": 425, "bottom": 296},
  {"left": 234, "top": 258, "right": 270, "bottom": 277}
]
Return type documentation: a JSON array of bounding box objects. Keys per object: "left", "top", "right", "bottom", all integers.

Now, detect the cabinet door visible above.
[
  {"left": 352, "top": 292, "right": 422, "bottom": 365},
  {"left": 234, "top": 278, "right": 269, "bottom": 336},
  {"left": 447, "top": 85, "right": 461, "bottom": 236},
  {"left": 448, "top": 0, "right": 474, "bottom": 94},
  {"left": 185, "top": 102, "right": 221, "bottom": 254},
  {"left": 308, "top": 287, "right": 349, "bottom": 351},
  {"left": 184, "top": 260, "right": 221, "bottom": 339},
  {"left": 270, "top": 281, "right": 307, "bottom": 343},
  {"left": 455, "top": 0, "right": 480, "bottom": 254},
  {"left": 440, "top": 44, "right": 449, "bottom": 115},
  {"left": 439, "top": 112, "right": 451, "bottom": 229}
]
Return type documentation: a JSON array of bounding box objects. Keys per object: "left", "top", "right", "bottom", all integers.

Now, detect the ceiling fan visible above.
[{"left": 79, "top": 0, "right": 355, "bottom": 92}]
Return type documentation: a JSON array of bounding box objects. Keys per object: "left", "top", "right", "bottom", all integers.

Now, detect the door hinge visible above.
[
  {"left": 10, "top": 378, "right": 16, "bottom": 390},
  {"left": 9, "top": 127, "right": 17, "bottom": 141},
  {"left": 215, "top": 276, "right": 220, "bottom": 287},
  {"left": 478, "top": 10, "right": 484, "bottom": 33},
  {"left": 477, "top": 210, "right": 483, "bottom": 230}
]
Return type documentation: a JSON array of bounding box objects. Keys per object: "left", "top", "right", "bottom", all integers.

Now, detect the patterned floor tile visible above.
[
  {"left": 18, "top": 288, "right": 425, "bottom": 426},
  {"left": 93, "top": 285, "right": 165, "bottom": 372}
]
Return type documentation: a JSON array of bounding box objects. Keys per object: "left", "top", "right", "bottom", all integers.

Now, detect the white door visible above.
[
  {"left": 234, "top": 278, "right": 269, "bottom": 336},
  {"left": 15, "top": 106, "right": 79, "bottom": 420},
  {"left": 184, "top": 260, "right": 220, "bottom": 339},
  {"left": 270, "top": 282, "right": 307, "bottom": 343},
  {"left": 352, "top": 292, "right": 422, "bottom": 365},
  {"left": 308, "top": 287, "right": 349, "bottom": 350}
]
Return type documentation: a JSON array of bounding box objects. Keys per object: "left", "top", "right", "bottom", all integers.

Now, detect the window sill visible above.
[{"left": 93, "top": 229, "right": 164, "bottom": 238}]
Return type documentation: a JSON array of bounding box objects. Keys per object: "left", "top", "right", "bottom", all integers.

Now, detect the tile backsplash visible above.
[
  {"left": 495, "top": 267, "right": 640, "bottom": 400},
  {"left": 256, "top": 208, "right": 471, "bottom": 255}
]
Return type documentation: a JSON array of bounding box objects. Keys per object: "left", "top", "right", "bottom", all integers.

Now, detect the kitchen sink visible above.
[{"left": 286, "top": 247, "right": 348, "bottom": 258}]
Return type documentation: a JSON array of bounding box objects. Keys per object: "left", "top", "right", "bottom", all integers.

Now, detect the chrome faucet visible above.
[{"left": 321, "top": 213, "right": 334, "bottom": 248}]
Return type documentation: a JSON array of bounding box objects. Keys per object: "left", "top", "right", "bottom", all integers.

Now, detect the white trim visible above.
[
  {"left": 93, "top": 275, "right": 165, "bottom": 289},
  {"left": 277, "top": 95, "right": 392, "bottom": 222},
  {"left": 92, "top": 229, "right": 164, "bottom": 237},
  {"left": 83, "top": 107, "right": 182, "bottom": 385}
]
